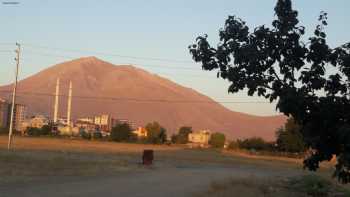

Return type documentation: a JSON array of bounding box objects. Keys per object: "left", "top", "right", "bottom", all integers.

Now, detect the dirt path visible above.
[{"left": 0, "top": 163, "right": 303, "bottom": 197}]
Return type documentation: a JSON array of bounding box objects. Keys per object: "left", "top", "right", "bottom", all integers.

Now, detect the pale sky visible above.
[{"left": 0, "top": 0, "right": 349, "bottom": 116}]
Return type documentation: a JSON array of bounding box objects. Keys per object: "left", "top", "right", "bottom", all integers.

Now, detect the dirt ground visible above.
[{"left": 0, "top": 136, "right": 344, "bottom": 197}]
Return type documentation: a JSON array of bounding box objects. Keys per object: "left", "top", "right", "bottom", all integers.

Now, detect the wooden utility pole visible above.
[{"left": 8, "top": 43, "right": 20, "bottom": 150}]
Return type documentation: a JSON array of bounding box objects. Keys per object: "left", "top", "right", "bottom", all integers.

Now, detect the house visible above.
[
  {"left": 29, "top": 115, "right": 49, "bottom": 129},
  {"left": 21, "top": 115, "right": 49, "bottom": 134},
  {"left": 188, "top": 130, "right": 211, "bottom": 148},
  {"left": 75, "top": 120, "right": 97, "bottom": 132},
  {"left": 0, "top": 99, "right": 9, "bottom": 128},
  {"left": 94, "top": 114, "right": 121, "bottom": 132},
  {"left": 133, "top": 127, "right": 148, "bottom": 138},
  {"left": 7, "top": 103, "right": 26, "bottom": 132}
]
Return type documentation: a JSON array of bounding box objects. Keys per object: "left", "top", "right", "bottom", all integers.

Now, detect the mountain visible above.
[{"left": 0, "top": 57, "right": 286, "bottom": 140}]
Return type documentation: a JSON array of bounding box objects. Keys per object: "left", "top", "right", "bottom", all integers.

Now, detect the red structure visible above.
[{"left": 142, "top": 150, "right": 154, "bottom": 165}]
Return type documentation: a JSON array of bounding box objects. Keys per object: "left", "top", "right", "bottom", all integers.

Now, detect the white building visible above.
[{"left": 188, "top": 130, "right": 211, "bottom": 148}]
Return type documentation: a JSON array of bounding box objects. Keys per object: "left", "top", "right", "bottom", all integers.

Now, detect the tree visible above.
[
  {"left": 238, "top": 137, "right": 273, "bottom": 151},
  {"left": 41, "top": 124, "right": 52, "bottom": 136},
  {"left": 276, "top": 118, "right": 305, "bottom": 153},
  {"left": 0, "top": 127, "right": 8, "bottom": 135},
  {"left": 145, "top": 122, "right": 167, "bottom": 144},
  {"left": 173, "top": 126, "right": 193, "bottom": 144},
  {"left": 189, "top": 0, "right": 350, "bottom": 183},
  {"left": 227, "top": 140, "right": 239, "bottom": 150},
  {"left": 26, "top": 127, "right": 42, "bottom": 136},
  {"left": 110, "top": 123, "right": 134, "bottom": 142},
  {"left": 209, "top": 132, "right": 226, "bottom": 148}
]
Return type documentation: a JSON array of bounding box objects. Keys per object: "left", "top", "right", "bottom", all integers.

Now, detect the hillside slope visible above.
[{"left": 0, "top": 57, "right": 286, "bottom": 140}]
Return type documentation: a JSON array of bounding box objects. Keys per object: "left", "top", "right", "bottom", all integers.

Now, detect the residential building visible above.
[
  {"left": 0, "top": 99, "right": 9, "bottom": 128},
  {"left": 188, "top": 130, "right": 211, "bottom": 148},
  {"left": 75, "top": 120, "right": 97, "bottom": 132},
  {"left": 7, "top": 103, "right": 27, "bottom": 132},
  {"left": 93, "top": 115, "right": 132, "bottom": 132},
  {"left": 94, "top": 114, "right": 114, "bottom": 132},
  {"left": 115, "top": 118, "right": 135, "bottom": 130},
  {"left": 77, "top": 117, "right": 94, "bottom": 124},
  {"left": 29, "top": 115, "right": 49, "bottom": 129},
  {"left": 133, "top": 127, "right": 148, "bottom": 138}
]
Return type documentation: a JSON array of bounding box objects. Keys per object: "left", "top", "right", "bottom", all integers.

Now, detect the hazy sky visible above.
[{"left": 0, "top": 0, "right": 349, "bottom": 116}]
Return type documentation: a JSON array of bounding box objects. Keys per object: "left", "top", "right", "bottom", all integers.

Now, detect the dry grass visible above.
[
  {"left": 193, "top": 175, "right": 350, "bottom": 197},
  {"left": 0, "top": 136, "right": 183, "bottom": 184},
  {"left": 0, "top": 135, "right": 344, "bottom": 196}
]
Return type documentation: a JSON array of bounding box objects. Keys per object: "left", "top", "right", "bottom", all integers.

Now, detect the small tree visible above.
[
  {"left": 276, "top": 118, "right": 305, "bottom": 153},
  {"left": 174, "top": 126, "right": 193, "bottom": 144},
  {"left": 110, "top": 123, "right": 134, "bottom": 142},
  {"left": 209, "top": 132, "right": 226, "bottom": 148},
  {"left": 145, "top": 122, "right": 167, "bottom": 144}
]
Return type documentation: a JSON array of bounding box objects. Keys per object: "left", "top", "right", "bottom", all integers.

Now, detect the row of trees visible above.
[
  {"left": 21, "top": 118, "right": 304, "bottom": 153},
  {"left": 110, "top": 121, "right": 167, "bottom": 144},
  {"left": 227, "top": 118, "right": 305, "bottom": 154}
]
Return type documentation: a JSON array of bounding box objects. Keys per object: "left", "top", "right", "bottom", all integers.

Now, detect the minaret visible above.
[
  {"left": 53, "top": 78, "right": 60, "bottom": 123},
  {"left": 67, "top": 81, "right": 72, "bottom": 127}
]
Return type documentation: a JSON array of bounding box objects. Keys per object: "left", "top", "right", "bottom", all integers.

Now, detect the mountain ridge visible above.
[{"left": 0, "top": 56, "right": 286, "bottom": 140}]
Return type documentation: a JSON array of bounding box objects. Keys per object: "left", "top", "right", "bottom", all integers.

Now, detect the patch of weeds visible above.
[{"left": 288, "top": 174, "right": 349, "bottom": 197}]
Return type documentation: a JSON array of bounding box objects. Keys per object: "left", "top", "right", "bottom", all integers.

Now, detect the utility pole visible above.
[
  {"left": 67, "top": 80, "right": 72, "bottom": 127},
  {"left": 8, "top": 43, "right": 21, "bottom": 150}
]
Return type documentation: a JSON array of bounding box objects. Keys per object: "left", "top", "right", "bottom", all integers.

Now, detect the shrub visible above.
[
  {"left": 81, "top": 131, "right": 92, "bottom": 140},
  {"left": 238, "top": 137, "right": 273, "bottom": 151},
  {"left": 92, "top": 131, "right": 102, "bottom": 140},
  {"left": 41, "top": 125, "right": 52, "bottom": 136},
  {"left": 209, "top": 132, "right": 226, "bottom": 148},
  {"left": 0, "top": 127, "right": 8, "bottom": 135},
  {"left": 227, "top": 141, "right": 239, "bottom": 150},
  {"left": 110, "top": 123, "right": 133, "bottom": 142}
]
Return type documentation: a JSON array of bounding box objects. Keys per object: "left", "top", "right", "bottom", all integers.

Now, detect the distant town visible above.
[{"left": 0, "top": 78, "right": 214, "bottom": 148}]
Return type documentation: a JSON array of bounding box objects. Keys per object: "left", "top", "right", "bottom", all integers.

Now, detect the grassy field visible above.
[{"left": 0, "top": 136, "right": 349, "bottom": 196}]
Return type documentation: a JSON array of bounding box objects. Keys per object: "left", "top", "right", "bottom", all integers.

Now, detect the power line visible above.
[
  {"left": 22, "top": 43, "right": 194, "bottom": 64},
  {"left": 22, "top": 50, "right": 201, "bottom": 71},
  {"left": 0, "top": 90, "right": 275, "bottom": 104}
]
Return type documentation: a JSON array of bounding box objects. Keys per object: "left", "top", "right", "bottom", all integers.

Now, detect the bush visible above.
[
  {"left": 227, "top": 141, "right": 239, "bottom": 150},
  {"left": 26, "top": 127, "right": 42, "bottom": 136},
  {"left": 0, "top": 127, "right": 8, "bottom": 135},
  {"left": 238, "top": 137, "right": 273, "bottom": 151},
  {"left": 290, "top": 175, "right": 332, "bottom": 197},
  {"left": 25, "top": 125, "right": 52, "bottom": 137},
  {"left": 110, "top": 123, "right": 134, "bottom": 142},
  {"left": 92, "top": 131, "right": 102, "bottom": 140},
  {"left": 209, "top": 132, "right": 226, "bottom": 148},
  {"left": 81, "top": 131, "right": 92, "bottom": 140},
  {"left": 41, "top": 125, "right": 52, "bottom": 136}
]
